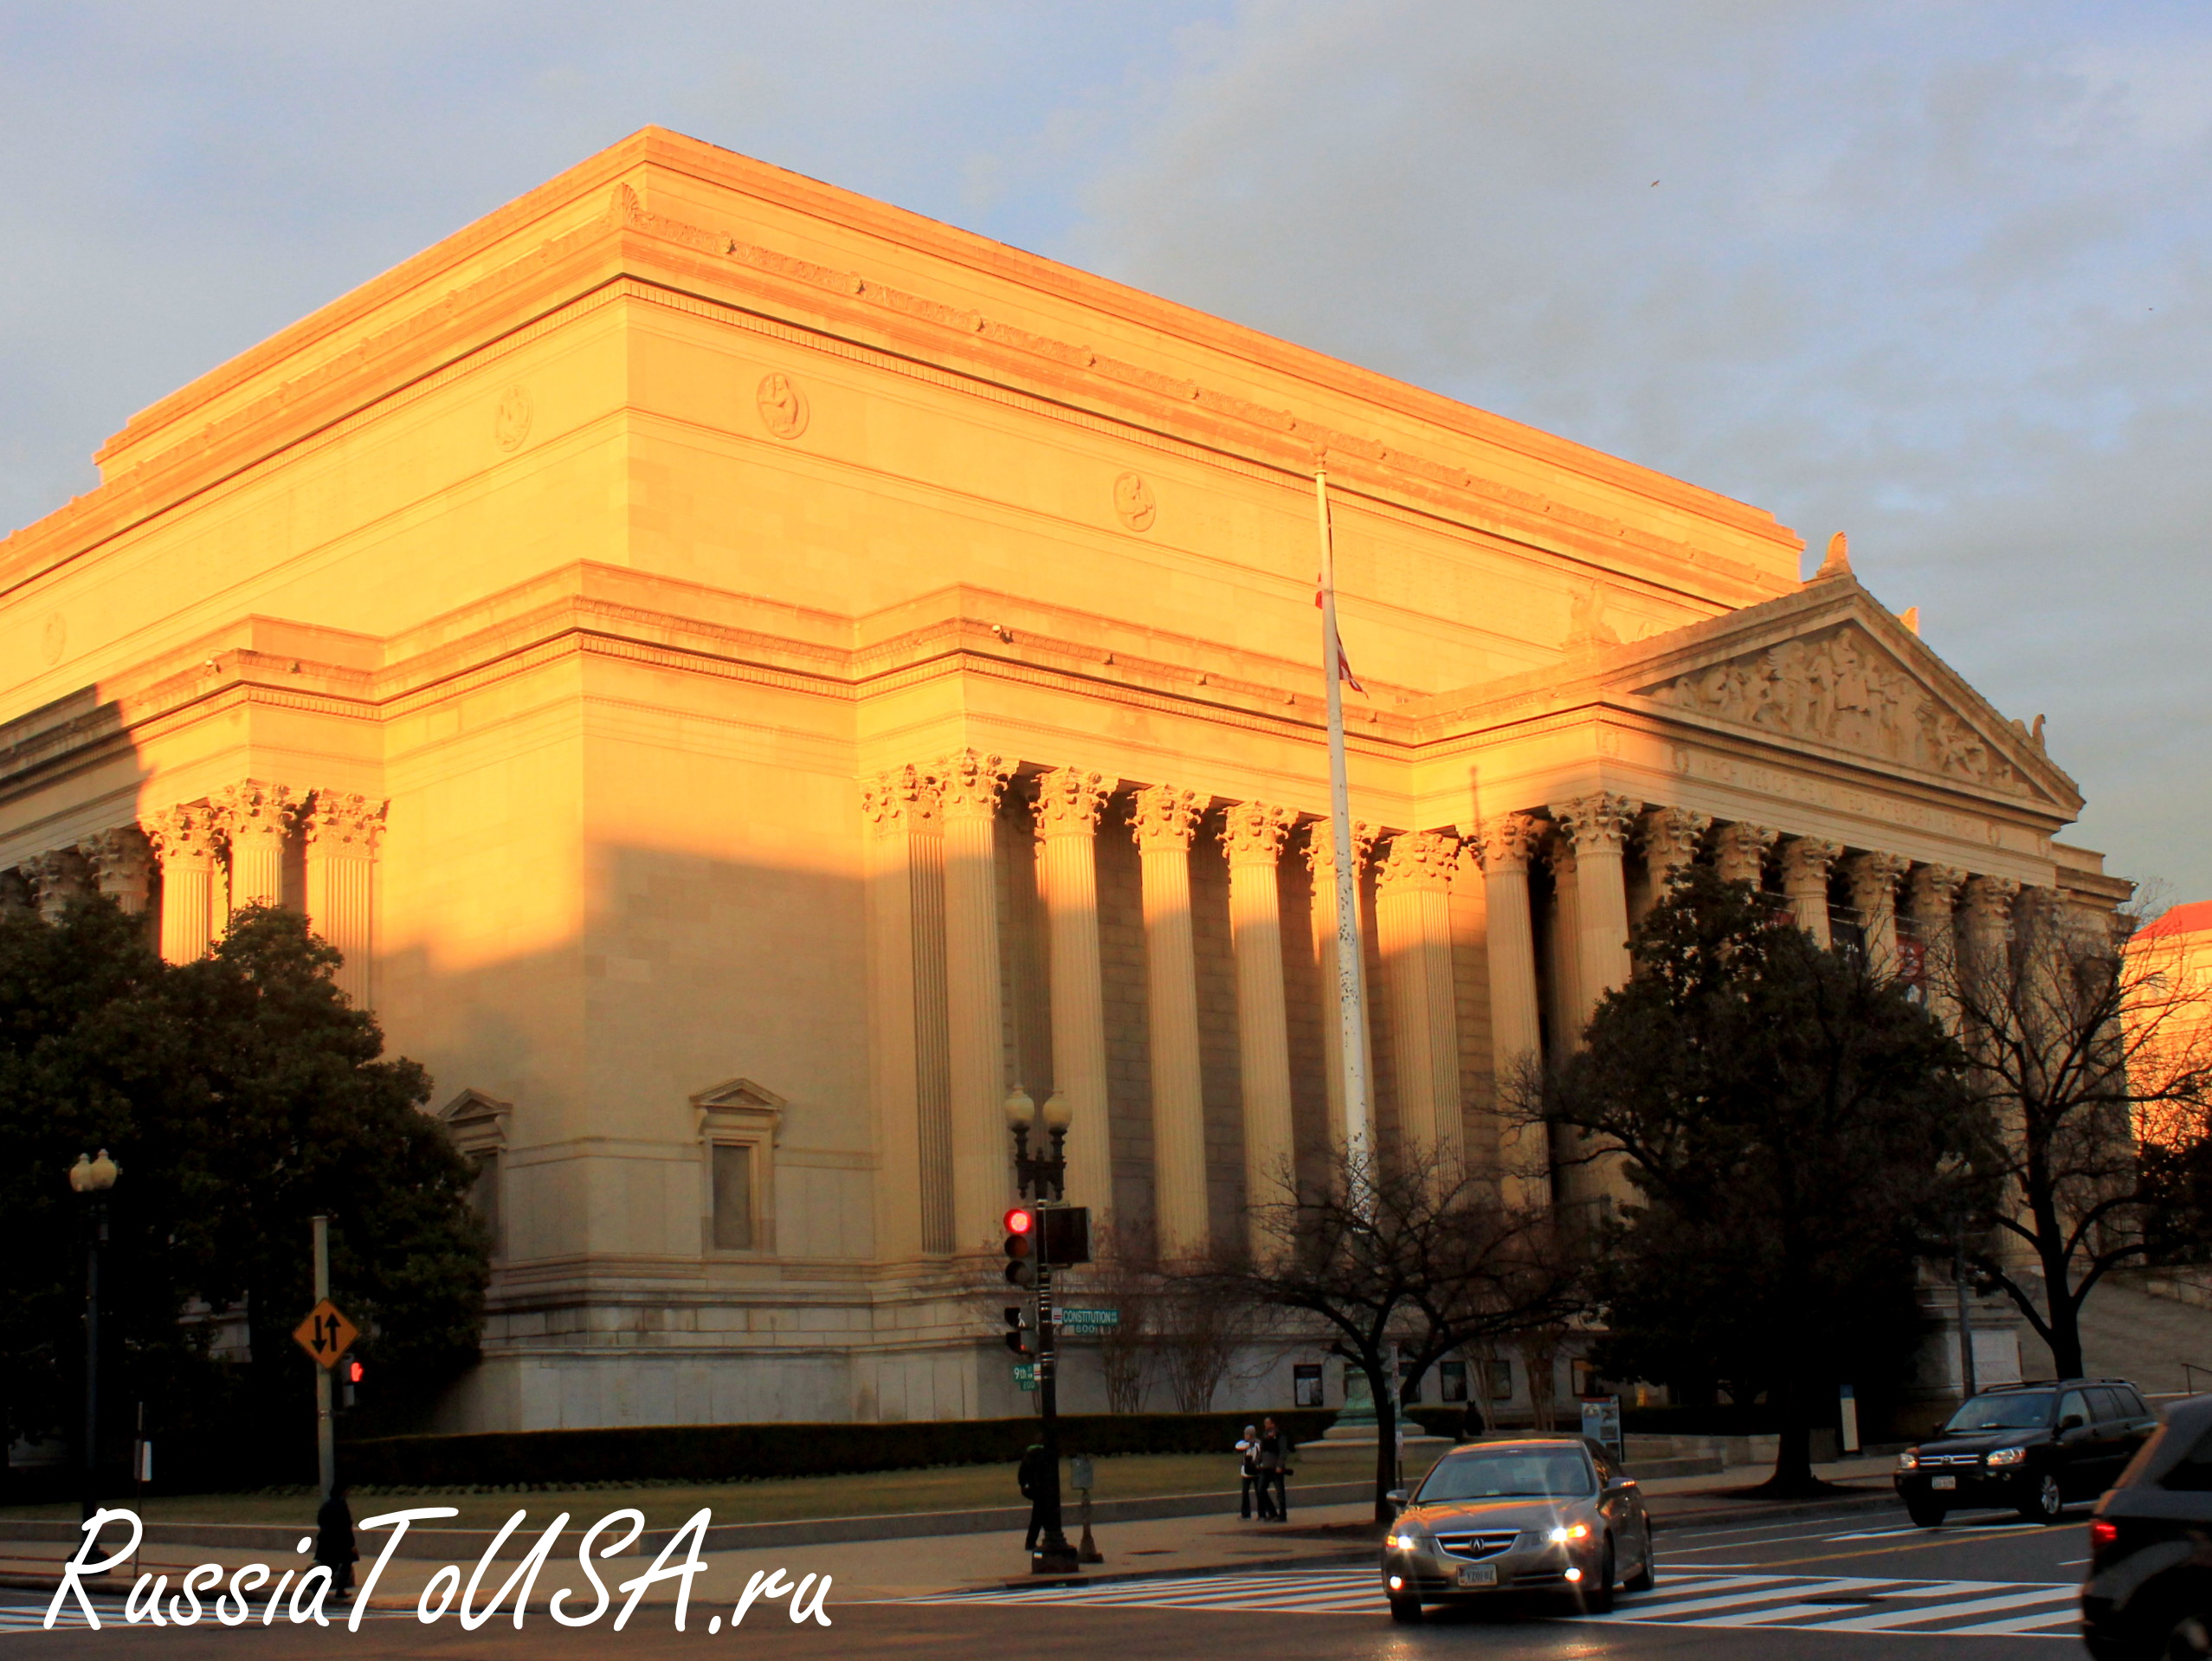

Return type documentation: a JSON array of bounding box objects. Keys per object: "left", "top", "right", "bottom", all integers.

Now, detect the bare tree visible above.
[
  {"left": 1945, "top": 888, "right": 2212, "bottom": 1377},
  {"left": 1074, "top": 1220, "right": 1159, "bottom": 1413},
  {"left": 1177, "top": 1144, "right": 1587, "bottom": 1523},
  {"left": 1152, "top": 1277, "right": 1260, "bottom": 1412}
]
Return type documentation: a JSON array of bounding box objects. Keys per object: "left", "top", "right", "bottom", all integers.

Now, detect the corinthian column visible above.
[
  {"left": 1035, "top": 766, "right": 1115, "bottom": 1219},
  {"left": 21, "top": 849, "right": 90, "bottom": 921},
  {"left": 1961, "top": 875, "right": 2022, "bottom": 993},
  {"left": 1131, "top": 785, "right": 1209, "bottom": 1259},
  {"left": 1305, "top": 818, "right": 1378, "bottom": 1149},
  {"left": 1636, "top": 807, "right": 1710, "bottom": 921},
  {"left": 1846, "top": 852, "right": 1910, "bottom": 975},
  {"left": 1223, "top": 801, "right": 1297, "bottom": 1239},
  {"left": 79, "top": 828, "right": 153, "bottom": 915},
  {"left": 1780, "top": 837, "right": 1844, "bottom": 947},
  {"left": 938, "top": 749, "right": 1014, "bottom": 1252},
  {"left": 143, "top": 805, "right": 222, "bottom": 963},
  {"left": 1377, "top": 831, "right": 1465, "bottom": 1174},
  {"left": 1713, "top": 821, "right": 1777, "bottom": 888},
  {"left": 304, "top": 792, "right": 386, "bottom": 1008},
  {"left": 1908, "top": 863, "right": 1970, "bottom": 1031},
  {"left": 1551, "top": 793, "right": 1637, "bottom": 1024},
  {"left": 216, "top": 780, "right": 296, "bottom": 910},
  {"left": 862, "top": 766, "right": 950, "bottom": 1261},
  {"left": 1472, "top": 812, "right": 1546, "bottom": 1206}
]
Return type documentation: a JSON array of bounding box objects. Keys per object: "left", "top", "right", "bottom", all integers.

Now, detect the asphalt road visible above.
[{"left": 4, "top": 1495, "right": 2097, "bottom": 1658}]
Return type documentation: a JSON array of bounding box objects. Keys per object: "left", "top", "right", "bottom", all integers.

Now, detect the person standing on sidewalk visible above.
[
  {"left": 1235, "top": 1424, "right": 1275, "bottom": 1520},
  {"left": 1019, "top": 1443, "right": 1050, "bottom": 1551},
  {"left": 314, "top": 1485, "right": 358, "bottom": 1602},
  {"left": 1258, "top": 1418, "right": 1292, "bottom": 1522}
]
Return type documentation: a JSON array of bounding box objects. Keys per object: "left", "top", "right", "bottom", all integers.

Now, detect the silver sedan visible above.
[{"left": 1379, "top": 1437, "right": 1654, "bottom": 1623}]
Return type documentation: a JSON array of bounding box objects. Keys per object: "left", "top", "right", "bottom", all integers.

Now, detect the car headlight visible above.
[
  {"left": 1546, "top": 1523, "right": 1590, "bottom": 1544},
  {"left": 1389, "top": 1530, "right": 1431, "bottom": 1552},
  {"left": 1986, "top": 1447, "right": 2028, "bottom": 1467},
  {"left": 1897, "top": 1449, "right": 1919, "bottom": 1471}
]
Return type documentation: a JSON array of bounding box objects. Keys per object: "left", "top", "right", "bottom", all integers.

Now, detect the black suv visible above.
[
  {"left": 2083, "top": 1392, "right": 2212, "bottom": 1660},
  {"left": 1896, "top": 1378, "right": 2158, "bottom": 1526}
]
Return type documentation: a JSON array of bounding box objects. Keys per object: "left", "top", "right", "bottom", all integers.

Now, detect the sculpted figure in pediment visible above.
[{"left": 1644, "top": 623, "right": 2030, "bottom": 797}]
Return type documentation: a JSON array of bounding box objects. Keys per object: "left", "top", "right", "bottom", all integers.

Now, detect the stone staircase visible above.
[{"left": 2018, "top": 1273, "right": 2212, "bottom": 1397}]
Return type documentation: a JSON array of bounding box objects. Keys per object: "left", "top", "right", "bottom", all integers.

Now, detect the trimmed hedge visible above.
[{"left": 339, "top": 1410, "right": 1342, "bottom": 1490}]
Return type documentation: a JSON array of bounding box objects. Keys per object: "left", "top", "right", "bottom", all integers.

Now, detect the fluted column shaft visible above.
[
  {"left": 1305, "top": 818, "right": 1377, "bottom": 1150},
  {"left": 1908, "top": 864, "right": 1970, "bottom": 1033},
  {"left": 1473, "top": 814, "right": 1546, "bottom": 1207},
  {"left": 144, "top": 805, "right": 222, "bottom": 963},
  {"left": 1781, "top": 837, "right": 1844, "bottom": 947},
  {"left": 862, "top": 766, "right": 951, "bottom": 1260},
  {"left": 1847, "top": 852, "right": 1910, "bottom": 976},
  {"left": 1224, "top": 802, "right": 1296, "bottom": 1240},
  {"left": 938, "top": 750, "right": 1015, "bottom": 1252},
  {"left": 303, "top": 792, "right": 385, "bottom": 1007},
  {"left": 1035, "top": 767, "right": 1116, "bottom": 1219},
  {"left": 1552, "top": 793, "right": 1636, "bottom": 1026},
  {"left": 218, "top": 779, "right": 295, "bottom": 910},
  {"left": 1377, "top": 830, "right": 1465, "bottom": 1174},
  {"left": 1132, "top": 785, "right": 1209, "bottom": 1259}
]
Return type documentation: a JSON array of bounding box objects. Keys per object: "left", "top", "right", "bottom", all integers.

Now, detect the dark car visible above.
[
  {"left": 2082, "top": 1392, "right": 2212, "bottom": 1660},
  {"left": 1896, "top": 1378, "right": 2157, "bottom": 1526}
]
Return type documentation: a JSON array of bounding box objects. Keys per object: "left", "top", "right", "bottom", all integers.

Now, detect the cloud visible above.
[{"left": 1064, "top": 0, "right": 2212, "bottom": 895}]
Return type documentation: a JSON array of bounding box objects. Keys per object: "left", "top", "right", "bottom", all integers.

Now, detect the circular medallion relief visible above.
[
  {"left": 757, "top": 372, "right": 809, "bottom": 439},
  {"left": 493, "top": 385, "right": 533, "bottom": 450},
  {"left": 41, "top": 613, "right": 66, "bottom": 665},
  {"left": 1113, "top": 471, "right": 1157, "bottom": 532}
]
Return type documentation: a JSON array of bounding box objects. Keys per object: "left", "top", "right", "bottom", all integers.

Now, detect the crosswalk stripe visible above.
[
  {"left": 1589, "top": 1576, "right": 1896, "bottom": 1619},
  {"left": 1943, "top": 1606, "right": 2085, "bottom": 1637},
  {"left": 1800, "top": 1586, "right": 2079, "bottom": 1633}
]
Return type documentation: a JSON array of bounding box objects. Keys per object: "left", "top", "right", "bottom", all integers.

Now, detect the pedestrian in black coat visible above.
[{"left": 315, "top": 1486, "right": 358, "bottom": 1601}]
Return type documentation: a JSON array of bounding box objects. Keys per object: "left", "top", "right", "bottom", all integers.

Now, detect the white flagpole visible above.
[{"left": 1316, "top": 468, "right": 1374, "bottom": 1159}]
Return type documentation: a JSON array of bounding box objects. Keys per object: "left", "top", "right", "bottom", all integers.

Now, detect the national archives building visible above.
[{"left": 0, "top": 129, "right": 2128, "bottom": 1432}]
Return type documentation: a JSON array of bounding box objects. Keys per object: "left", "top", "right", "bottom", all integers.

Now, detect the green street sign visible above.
[
  {"left": 1060, "top": 1305, "right": 1120, "bottom": 1333},
  {"left": 1013, "top": 1361, "right": 1039, "bottom": 1391}
]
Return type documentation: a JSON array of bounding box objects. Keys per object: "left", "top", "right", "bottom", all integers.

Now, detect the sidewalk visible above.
[{"left": 3, "top": 1455, "right": 1903, "bottom": 1610}]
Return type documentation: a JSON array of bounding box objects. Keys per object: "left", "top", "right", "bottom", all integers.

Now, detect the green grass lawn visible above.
[{"left": 3, "top": 1442, "right": 1434, "bottom": 1529}]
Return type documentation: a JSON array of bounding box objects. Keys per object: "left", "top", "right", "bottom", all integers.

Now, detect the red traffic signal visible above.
[
  {"left": 347, "top": 1359, "right": 364, "bottom": 1385},
  {"left": 1003, "top": 1207, "right": 1034, "bottom": 1236},
  {"left": 1003, "top": 1207, "right": 1037, "bottom": 1289}
]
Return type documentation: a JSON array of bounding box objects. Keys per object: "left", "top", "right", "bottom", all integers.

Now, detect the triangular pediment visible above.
[
  {"left": 436, "top": 1088, "right": 511, "bottom": 1151},
  {"left": 690, "top": 1076, "right": 787, "bottom": 1113},
  {"left": 1609, "top": 579, "right": 2080, "bottom": 811}
]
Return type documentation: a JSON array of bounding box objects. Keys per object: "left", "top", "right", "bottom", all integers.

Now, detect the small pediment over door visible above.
[
  {"left": 437, "top": 1088, "right": 511, "bottom": 1156},
  {"left": 1615, "top": 591, "right": 2079, "bottom": 812},
  {"left": 691, "top": 1076, "right": 786, "bottom": 1141}
]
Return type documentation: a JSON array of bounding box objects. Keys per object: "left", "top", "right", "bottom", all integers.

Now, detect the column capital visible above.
[
  {"left": 1129, "top": 784, "right": 1204, "bottom": 853},
  {"left": 1638, "top": 806, "right": 1712, "bottom": 873},
  {"left": 1961, "top": 873, "right": 2023, "bottom": 923},
  {"left": 1304, "top": 817, "right": 1380, "bottom": 877},
  {"left": 1377, "top": 830, "right": 1461, "bottom": 896},
  {"left": 213, "top": 779, "right": 298, "bottom": 848},
  {"left": 1779, "top": 837, "right": 1846, "bottom": 892},
  {"left": 1469, "top": 811, "right": 1545, "bottom": 875},
  {"left": 142, "top": 803, "right": 223, "bottom": 866},
  {"left": 1908, "top": 863, "right": 1970, "bottom": 915},
  {"left": 1845, "top": 851, "right": 1910, "bottom": 913},
  {"left": 20, "top": 848, "right": 90, "bottom": 918},
  {"left": 78, "top": 826, "right": 152, "bottom": 898},
  {"left": 1713, "top": 821, "right": 1779, "bottom": 882},
  {"left": 304, "top": 791, "right": 388, "bottom": 854},
  {"left": 861, "top": 764, "right": 941, "bottom": 837},
  {"left": 935, "top": 748, "right": 1013, "bottom": 819},
  {"left": 1034, "top": 766, "right": 1111, "bottom": 837},
  {"left": 1550, "top": 792, "right": 1638, "bottom": 855},
  {"left": 1221, "top": 800, "right": 1294, "bottom": 864}
]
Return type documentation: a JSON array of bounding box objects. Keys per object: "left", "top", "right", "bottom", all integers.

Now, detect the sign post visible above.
[{"left": 289, "top": 1218, "right": 358, "bottom": 1503}]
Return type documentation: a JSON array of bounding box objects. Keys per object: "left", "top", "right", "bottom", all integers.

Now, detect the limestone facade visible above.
[{"left": 0, "top": 129, "right": 2130, "bottom": 1429}]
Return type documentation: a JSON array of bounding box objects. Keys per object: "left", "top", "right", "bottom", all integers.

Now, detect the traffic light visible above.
[
  {"left": 1003, "top": 1305, "right": 1032, "bottom": 1356},
  {"left": 339, "top": 1355, "right": 364, "bottom": 1411},
  {"left": 1041, "top": 1205, "right": 1092, "bottom": 1267},
  {"left": 1003, "top": 1206, "right": 1036, "bottom": 1289}
]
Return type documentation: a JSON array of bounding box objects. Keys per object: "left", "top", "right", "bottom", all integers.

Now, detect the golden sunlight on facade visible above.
[{"left": 0, "top": 129, "right": 2128, "bottom": 1430}]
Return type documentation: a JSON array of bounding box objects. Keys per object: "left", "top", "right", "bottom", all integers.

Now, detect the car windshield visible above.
[
  {"left": 1417, "top": 1447, "right": 1596, "bottom": 1503},
  {"left": 1943, "top": 1392, "right": 2055, "bottom": 1433}
]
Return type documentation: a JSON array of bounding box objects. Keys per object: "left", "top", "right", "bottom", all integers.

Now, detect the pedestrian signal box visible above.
[{"left": 1040, "top": 1205, "right": 1092, "bottom": 1267}]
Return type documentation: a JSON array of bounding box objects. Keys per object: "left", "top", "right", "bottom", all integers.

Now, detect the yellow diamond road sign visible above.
[{"left": 293, "top": 1299, "right": 358, "bottom": 1369}]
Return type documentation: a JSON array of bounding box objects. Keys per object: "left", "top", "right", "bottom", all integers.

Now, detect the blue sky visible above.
[{"left": 4, "top": 2, "right": 2208, "bottom": 896}]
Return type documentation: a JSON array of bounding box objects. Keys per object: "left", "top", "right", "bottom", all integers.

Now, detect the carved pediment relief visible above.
[{"left": 1635, "top": 622, "right": 2044, "bottom": 800}]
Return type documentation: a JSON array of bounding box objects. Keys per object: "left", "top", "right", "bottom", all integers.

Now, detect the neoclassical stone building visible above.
[{"left": 0, "top": 129, "right": 2127, "bottom": 1430}]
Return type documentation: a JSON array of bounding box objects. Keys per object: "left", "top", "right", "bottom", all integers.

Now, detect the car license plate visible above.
[
  {"left": 1456, "top": 1563, "right": 1498, "bottom": 1588},
  {"left": 1931, "top": 1476, "right": 1957, "bottom": 1490}
]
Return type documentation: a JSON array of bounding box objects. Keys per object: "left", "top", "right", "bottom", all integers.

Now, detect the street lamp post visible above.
[
  {"left": 1005, "top": 1088, "right": 1080, "bottom": 1574},
  {"left": 68, "top": 1151, "right": 119, "bottom": 1524}
]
